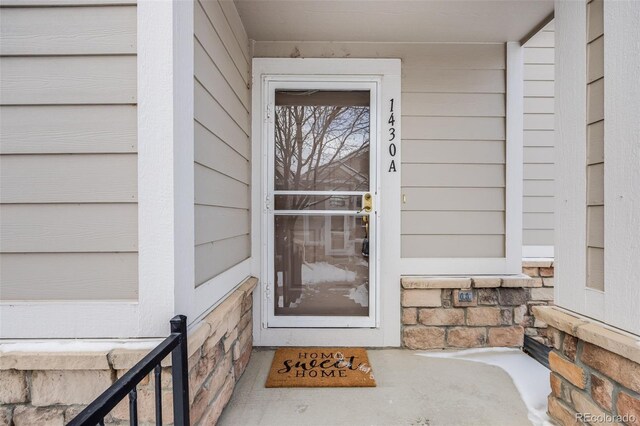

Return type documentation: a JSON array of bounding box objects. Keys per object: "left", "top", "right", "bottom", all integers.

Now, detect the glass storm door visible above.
[{"left": 266, "top": 82, "right": 377, "bottom": 328}]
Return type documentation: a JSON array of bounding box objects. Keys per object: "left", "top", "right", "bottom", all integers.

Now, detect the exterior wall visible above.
[
  {"left": 0, "top": 1, "right": 138, "bottom": 301},
  {"left": 535, "top": 306, "right": 640, "bottom": 426},
  {"left": 523, "top": 21, "right": 555, "bottom": 256},
  {"left": 253, "top": 42, "right": 507, "bottom": 259},
  {"left": 401, "top": 261, "right": 554, "bottom": 349},
  {"left": 0, "top": 279, "right": 256, "bottom": 426},
  {"left": 194, "top": 0, "right": 251, "bottom": 287},
  {"left": 547, "top": 1, "right": 640, "bottom": 423}
]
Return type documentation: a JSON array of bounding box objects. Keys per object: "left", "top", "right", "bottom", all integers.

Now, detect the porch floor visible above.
[{"left": 218, "top": 348, "right": 547, "bottom": 426}]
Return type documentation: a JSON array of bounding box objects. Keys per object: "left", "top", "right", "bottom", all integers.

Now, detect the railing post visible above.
[{"left": 170, "top": 315, "right": 190, "bottom": 426}]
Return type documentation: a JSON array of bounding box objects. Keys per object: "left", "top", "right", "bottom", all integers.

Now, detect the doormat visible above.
[{"left": 265, "top": 347, "right": 376, "bottom": 387}]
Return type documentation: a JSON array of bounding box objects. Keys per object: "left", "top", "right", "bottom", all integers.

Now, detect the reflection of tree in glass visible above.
[
  {"left": 275, "top": 104, "right": 370, "bottom": 210},
  {"left": 273, "top": 102, "right": 370, "bottom": 309}
]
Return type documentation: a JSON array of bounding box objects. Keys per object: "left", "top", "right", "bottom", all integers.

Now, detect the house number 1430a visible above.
[{"left": 388, "top": 98, "right": 397, "bottom": 172}]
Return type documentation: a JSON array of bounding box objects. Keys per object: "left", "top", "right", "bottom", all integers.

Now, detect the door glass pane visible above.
[
  {"left": 274, "top": 195, "right": 362, "bottom": 211},
  {"left": 274, "top": 90, "right": 370, "bottom": 192},
  {"left": 274, "top": 215, "right": 369, "bottom": 317}
]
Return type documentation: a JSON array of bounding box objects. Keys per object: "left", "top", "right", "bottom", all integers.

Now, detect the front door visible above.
[{"left": 266, "top": 81, "right": 378, "bottom": 328}]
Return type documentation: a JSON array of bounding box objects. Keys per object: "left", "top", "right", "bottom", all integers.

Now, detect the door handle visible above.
[{"left": 362, "top": 193, "right": 373, "bottom": 214}]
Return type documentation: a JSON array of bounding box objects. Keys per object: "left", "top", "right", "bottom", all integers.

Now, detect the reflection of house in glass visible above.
[{"left": 273, "top": 91, "right": 371, "bottom": 317}]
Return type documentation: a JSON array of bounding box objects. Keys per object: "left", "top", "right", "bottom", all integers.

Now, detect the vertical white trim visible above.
[
  {"left": 136, "top": 0, "right": 180, "bottom": 336},
  {"left": 379, "top": 68, "right": 402, "bottom": 346},
  {"left": 602, "top": 1, "right": 640, "bottom": 335},
  {"left": 505, "top": 42, "right": 524, "bottom": 275},
  {"left": 172, "top": 0, "right": 195, "bottom": 323},
  {"left": 554, "top": 0, "right": 587, "bottom": 316},
  {"left": 584, "top": 288, "right": 605, "bottom": 321}
]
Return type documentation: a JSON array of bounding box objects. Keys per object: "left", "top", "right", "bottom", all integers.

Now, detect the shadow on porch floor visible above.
[{"left": 218, "top": 348, "right": 549, "bottom": 426}]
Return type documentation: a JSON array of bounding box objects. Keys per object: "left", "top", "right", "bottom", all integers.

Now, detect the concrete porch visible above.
[{"left": 218, "top": 348, "right": 550, "bottom": 426}]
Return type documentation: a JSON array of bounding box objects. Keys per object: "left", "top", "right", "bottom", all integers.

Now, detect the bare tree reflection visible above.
[{"left": 273, "top": 92, "right": 371, "bottom": 313}]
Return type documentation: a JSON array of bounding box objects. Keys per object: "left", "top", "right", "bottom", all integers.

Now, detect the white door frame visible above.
[{"left": 251, "top": 58, "right": 401, "bottom": 346}]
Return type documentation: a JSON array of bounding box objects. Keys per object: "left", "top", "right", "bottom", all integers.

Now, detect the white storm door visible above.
[{"left": 265, "top": 80, "right": 379, "bottom": 328}]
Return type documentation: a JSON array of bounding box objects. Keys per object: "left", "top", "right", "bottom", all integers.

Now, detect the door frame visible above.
[{"left": 251, "top": 58, "right": 402, "bottom": 346}]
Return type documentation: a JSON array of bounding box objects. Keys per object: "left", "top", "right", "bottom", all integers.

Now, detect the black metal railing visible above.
[{"left": 68, "top": 315, "right": 190, "bottom": 426}]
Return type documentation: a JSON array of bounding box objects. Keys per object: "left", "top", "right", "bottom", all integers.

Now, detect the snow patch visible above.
[
  {"left": 346, "top": 283, "right": 369, "bottom": 307},
  {"left": 419, "top": 348, "right": 552, "bottom": 426},
  {"left": 302, "top": 262, "right": 356, "bottom": 285}
]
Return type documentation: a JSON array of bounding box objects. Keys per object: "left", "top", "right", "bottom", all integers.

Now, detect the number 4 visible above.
[{"left": 388, "top": 113, "right": 395, "bottom": 126}]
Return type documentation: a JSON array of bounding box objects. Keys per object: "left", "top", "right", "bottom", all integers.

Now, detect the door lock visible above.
[{"left": 362, "top": 193, "right": 373, "bottom": 213}]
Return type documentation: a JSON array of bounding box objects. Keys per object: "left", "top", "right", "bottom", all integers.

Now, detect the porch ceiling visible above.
[{"left": 234, "top": 0, "right": 554, "bottom": 44}]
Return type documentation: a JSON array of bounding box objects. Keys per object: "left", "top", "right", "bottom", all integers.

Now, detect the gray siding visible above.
[
  {"left": 523, "top": 20, "right": 555, "bottom": 248},
  {"left": 254, "top": 42, "right": 506, "bottom": 258},
  {"left": 586, "top": 0, "right": 604, "bottom": 290},
  {"left": 194, "top": 0, "right": 251, "bottom": 287},
  {"left": 0, "top": 1, "right": 138, "bottom": 301}
]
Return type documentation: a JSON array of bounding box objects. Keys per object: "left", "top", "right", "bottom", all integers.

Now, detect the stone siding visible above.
[
  {"left": 0, "top": 278, "right": 257, "bottom": 426},
  {"left": 401, "top": 261, "right": 554, "bottom": 349},
  {"left": 535, "top": 306, "right": 640, "bottom": 426}
]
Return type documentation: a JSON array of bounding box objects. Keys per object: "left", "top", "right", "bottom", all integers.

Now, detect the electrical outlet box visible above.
[{"left": 458, "top": 290, "right": 474, "bottom": 303}]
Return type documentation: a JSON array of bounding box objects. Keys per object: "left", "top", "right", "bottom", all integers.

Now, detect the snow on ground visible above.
[
  {"left": 345, "top": 283, "right": 369, "bottom": 307},
  {"left": 302, "top": 262, "right": 356, "bottom": 285},
  {"left": 419, "top": 348, "right": 552, "bottom": 426}
]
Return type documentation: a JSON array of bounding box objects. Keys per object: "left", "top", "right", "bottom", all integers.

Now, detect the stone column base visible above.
[
  {"left": 533, "top": 306, "right": 640, "bottom": 426},
  {"left": 401, "top": 261, "right": 554, "bottom": 349},
  {"left": 0, "top": 277, "right": 257, "bottom": 426}
]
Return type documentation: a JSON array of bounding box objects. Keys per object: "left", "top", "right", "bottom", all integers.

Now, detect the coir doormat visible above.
[{"left": 265, "top": 347, "right": 376, "bottom": 388}]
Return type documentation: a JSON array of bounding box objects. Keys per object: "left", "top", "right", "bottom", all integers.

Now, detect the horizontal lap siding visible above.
[
  {"left": 523, "top": 22, "right": 555, "bottom": 247},
  {"left": 398, "top": 44, "right": 506, "bottom": 258},
  {"left": 0, "top": 3, "right": 138, "bottom": 301},
  {"left": 0, "top": 253, "right": 137, "bottom": 301},
  {"left": 254, "top": 41, "right": 506, "bottom": 259},
  {"left": 194, "top": 0, "right": 251, "bottom": 287},
  {"left": 586, "top": 0, "right": 604, "bottom": 291}
]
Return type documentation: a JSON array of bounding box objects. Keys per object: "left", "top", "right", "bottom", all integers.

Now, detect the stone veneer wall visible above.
[
  {"left": 402, "top": 260, "right": 554, "bottom": 349},
  {"left": 0, "top": 278, "right": 257, "bottom": 426},
  {"left": 534, "top": 306, "right": 640, "bottom": 426}
]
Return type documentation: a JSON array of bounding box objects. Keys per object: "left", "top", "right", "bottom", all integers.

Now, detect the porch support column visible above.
[{"left": 137, "top": 0, "right": 195, "bottom": 336}]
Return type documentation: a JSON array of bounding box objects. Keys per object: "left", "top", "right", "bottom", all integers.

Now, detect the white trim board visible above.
[
  {"left": 523, "top": 245, "right": 554, "bottom": 258},
  {"left": 504, "top": 42, "right": 525, "bottom": 274},
  {"left": 554, "top": 0, "right": 588, "bottom": 318},
  {"left": 602, "top": 0, "right": 640, "bottom": 335},
  {"left": 401, "top": 258, "right": 517, "bottom": 276},
  {"left": 250, "top": 58, "right": 402, "bottom": 347},
  {"left": 190, "top": 259, "right": 251, "bottom": 326}
]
